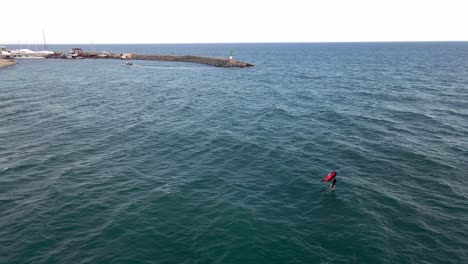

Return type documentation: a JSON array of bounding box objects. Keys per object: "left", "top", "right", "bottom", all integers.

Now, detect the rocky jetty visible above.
[
  {"left": 77, "top": 52, "right": 254, "bottom": 68},
  {"left": 0, "top": 59, "right": 15, "bottom": 69},
  {"left": 130, "top": 54, "right": 254, "bottom": 68}
]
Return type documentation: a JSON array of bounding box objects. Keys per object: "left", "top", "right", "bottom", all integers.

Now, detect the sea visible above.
[{"left": 1, "top": 42, "right": 467, "bottom": 264}]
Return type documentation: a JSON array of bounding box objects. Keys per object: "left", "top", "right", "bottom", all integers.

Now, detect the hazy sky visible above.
[{"left": 1, "top": 0, "right": 467, "bottom": 44}]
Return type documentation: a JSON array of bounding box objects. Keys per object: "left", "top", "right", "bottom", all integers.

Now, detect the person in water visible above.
[
  {"left": 330, "top": 178, "right": 337, "bottom": 191},
  {"left": 321, "top": 171, "right": 337, "bottom": 190}
]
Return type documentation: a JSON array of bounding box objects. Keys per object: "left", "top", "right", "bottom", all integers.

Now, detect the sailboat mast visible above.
[{"left": 42, "top": 30, "right": 48, "bottom": 50}]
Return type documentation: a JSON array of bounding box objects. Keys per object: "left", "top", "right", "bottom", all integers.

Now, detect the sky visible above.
[{"left": 1, "top": 0, "right": 467, "bottom": 44}]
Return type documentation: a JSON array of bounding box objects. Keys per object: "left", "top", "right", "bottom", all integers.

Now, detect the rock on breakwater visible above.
[{"left": 0, "top": 59, "right": 16, "bottom": 69}]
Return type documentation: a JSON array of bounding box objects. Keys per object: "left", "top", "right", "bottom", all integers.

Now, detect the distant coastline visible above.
[{"left": 0, "top": 59, "right": 15, "bottom": 69}]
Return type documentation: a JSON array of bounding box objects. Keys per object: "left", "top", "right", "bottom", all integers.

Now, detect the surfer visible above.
[{"left": 321, "top": 171, "right": 337, "bottom": 190}]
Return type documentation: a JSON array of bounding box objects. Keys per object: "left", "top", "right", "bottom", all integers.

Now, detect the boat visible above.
[
  {"left": 7, "top": 31, "right": 54, "bottom": 59},
  {"left": 66, "top": 48, "right": 83, "bottom": 59},
  {"left": 8, "top": 49, "right": 44, "bottom": 59},
  {"left": 98, "top": 51, "right": 110, "bottom": 58},
  {"left": 0, "top": 46, "right": 11, "bottom": 58}
]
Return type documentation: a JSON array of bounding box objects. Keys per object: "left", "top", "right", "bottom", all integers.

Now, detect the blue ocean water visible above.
[{"left": 1, "top": 42, "right": 467, "bottom": 263}]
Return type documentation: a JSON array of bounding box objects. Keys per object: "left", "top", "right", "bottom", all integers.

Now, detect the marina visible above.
[{"left": 0, "top": 46, "right": 254, "bottom": 68}]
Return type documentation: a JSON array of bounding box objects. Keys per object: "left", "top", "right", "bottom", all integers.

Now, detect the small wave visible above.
[
  {"left": 254, "top": 104, "right": 300, "bottom": 121},
  {"left": 274, "top": 104, "right": 287, "bottom": 112},
  {"left": 151, "top": 184, "right": 176, "bottom": 196},
  {"left": 296, "top": 74, "right": 325, "bottom": 80}
]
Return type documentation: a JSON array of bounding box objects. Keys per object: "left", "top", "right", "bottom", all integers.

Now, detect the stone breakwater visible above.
[
  {"left": 130, "top": 54, "right": 254, "bottom": 68},
  {"left": 78, "top": 52, "right": 254, "bottom": 68},
  {"left": 0, "top": 59, "right": 16, "bottom": 69}
]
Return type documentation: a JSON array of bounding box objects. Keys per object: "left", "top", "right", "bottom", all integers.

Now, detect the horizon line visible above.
[{"left": 1, "top": 40, "right": 468, "bottom": 46}]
